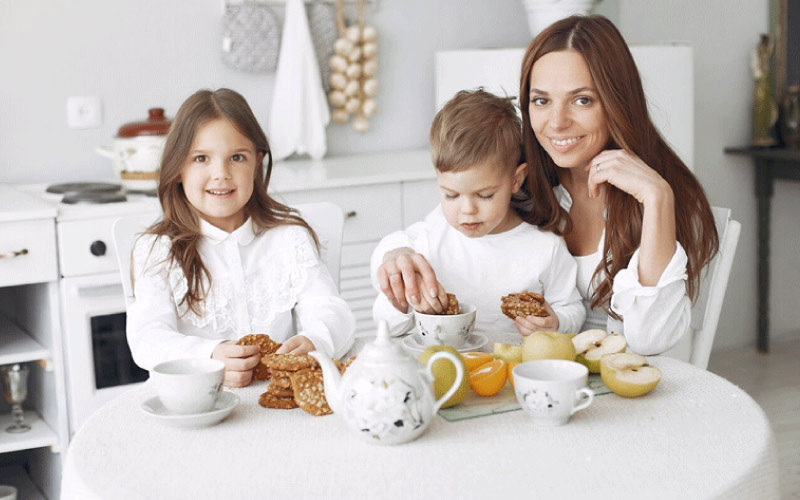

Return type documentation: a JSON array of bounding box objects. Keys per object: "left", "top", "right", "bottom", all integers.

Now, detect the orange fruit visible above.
[
  {"left": 469, "top": 359, "right": 507, "bottom": 396},
  {"left": 462, "top": 352, "right": 494, "bottom": 372},
  {"left": 507, "top": 361, "right": 520, "bottom": 389}
]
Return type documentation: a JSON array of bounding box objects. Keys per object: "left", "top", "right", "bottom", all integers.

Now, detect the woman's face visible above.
[{"left": 528, "top": 50, "right": 610, "bottom": 171}]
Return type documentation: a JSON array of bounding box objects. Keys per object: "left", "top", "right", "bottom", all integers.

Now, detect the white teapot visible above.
[{"left": 310, "top": 321, "right": 464, "bottom": 445}]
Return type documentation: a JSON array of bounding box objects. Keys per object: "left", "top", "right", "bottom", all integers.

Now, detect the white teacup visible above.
[
  {"left": 151, "top": 358, "right": 224, "bottom": 415},
  {"left": 414, "top": 304, "right": 476, "bottom": 348},
  {"left": 512, "top": 360, "right": 594, "bottom": 426}
]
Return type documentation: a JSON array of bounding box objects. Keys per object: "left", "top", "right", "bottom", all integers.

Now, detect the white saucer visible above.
[
  {"left": 141, "top": 391, "right": 239, "bottom": 428},
  {"left": 402, "top": 333, "right": 488, "bottom": 354}
]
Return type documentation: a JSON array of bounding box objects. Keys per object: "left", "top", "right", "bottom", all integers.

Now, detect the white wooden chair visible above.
[
  {"left": 111, "top": 202, "right": 345, "bottom": 307},
  {"left": 663, "top": 206, "right": 742, "bottom": 369}
]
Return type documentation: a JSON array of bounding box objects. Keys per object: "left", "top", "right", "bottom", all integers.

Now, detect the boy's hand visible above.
[
  {"left": 275, "top": 335, "right": 316, "bottom": 355},
  {"left": 212, "top": 341, "right": 261, "bottom": 388},
  {"left": 377, "top": 248, "right": 447, "bottom": 313},
  {"left": 512, "top": 301, "right": 560, "bottom": 336}
]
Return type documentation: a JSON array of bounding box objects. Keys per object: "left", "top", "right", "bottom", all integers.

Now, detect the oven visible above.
[{"left": 21, "top": 182, "right": 160, "bottom": 435}]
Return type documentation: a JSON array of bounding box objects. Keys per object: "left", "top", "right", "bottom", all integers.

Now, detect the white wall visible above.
[
  {"left": 0, "top": 0, "right": 532, "bottom": 183},
  {"left": 618, "top": 0, "right": 800, "bottom": 350}
]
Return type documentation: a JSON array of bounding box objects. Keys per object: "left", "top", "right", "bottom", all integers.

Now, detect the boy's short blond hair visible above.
[{"left": 429, "top": 89, "right": 522, "bottom": 173}]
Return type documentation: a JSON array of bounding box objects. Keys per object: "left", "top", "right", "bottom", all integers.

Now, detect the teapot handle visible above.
[{"left": 425, "top": 351, "right": 465, "bottom": 413}]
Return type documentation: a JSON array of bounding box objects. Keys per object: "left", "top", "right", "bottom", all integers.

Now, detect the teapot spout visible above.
[{"left": 309, "top": 351, "right": 343, "bottom": 414}]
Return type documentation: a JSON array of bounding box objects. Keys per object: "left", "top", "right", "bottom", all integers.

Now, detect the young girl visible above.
[{"left": 127, "top": 88, "right": 355, "bottom": 387}]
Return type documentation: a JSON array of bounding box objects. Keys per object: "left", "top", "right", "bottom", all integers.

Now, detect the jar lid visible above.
[{"left": 117, "top": 108, "right": 171, "bottom": 138}]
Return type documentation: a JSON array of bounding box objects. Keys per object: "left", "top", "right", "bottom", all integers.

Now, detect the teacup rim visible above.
[
  {"left": 413, "top": 303, "right": 476, "bottom": 318},
  {"left": 152, "top": 358, "right": 225, "bottom": 376},
  {"left": 512, "top": 359, "right": 588, "bottom": 382}
]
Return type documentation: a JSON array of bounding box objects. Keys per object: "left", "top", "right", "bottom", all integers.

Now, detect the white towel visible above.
[{"left": 269, "top": 0, "right": 330, "bottom": 160}]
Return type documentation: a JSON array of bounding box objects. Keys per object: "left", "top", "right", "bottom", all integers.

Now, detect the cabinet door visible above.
[{"left": 401, "top": 179, "right": 439, "bottom": 227}]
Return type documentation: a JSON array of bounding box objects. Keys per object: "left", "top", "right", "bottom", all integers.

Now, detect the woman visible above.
[{"left": 373, "top": 15, "right": 718, "bottom": 355}]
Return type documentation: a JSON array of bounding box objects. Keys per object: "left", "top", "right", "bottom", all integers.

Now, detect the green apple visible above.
[
  {"left": 522, "top": 331, "right": 576, "bottom": 361},
  {"left": 572, "top": 329, "right": 627, "bottom": 373},
  {"left": 418, "top": 345, "right": 469, "bottom": 408},
  {"left": 600, "top": 352, "right": 662, "bottom": 397},
  {"left": 493, "top": 342, "right": 523, "bottom": 364}
]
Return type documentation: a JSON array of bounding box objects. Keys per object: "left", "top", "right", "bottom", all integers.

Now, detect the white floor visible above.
[{"left": 708, "top": 334, "right": 800, "bottom": 500}]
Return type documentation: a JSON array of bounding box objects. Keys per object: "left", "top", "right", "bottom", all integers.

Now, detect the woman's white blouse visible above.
[
  {"left": 127, "top": 219, "right": 355, "bottom": 369},
  {"left": 554, "top": 185, "right": 691, "bottom": 355}
]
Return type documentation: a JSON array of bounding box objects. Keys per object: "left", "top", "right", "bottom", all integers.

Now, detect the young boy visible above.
[{"left": 370, "top": 89, "right": 585, "bottom": 336}]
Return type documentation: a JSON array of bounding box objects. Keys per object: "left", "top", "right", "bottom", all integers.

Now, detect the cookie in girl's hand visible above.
[
  {"left": 237, "top": 334, "right": 282, "bottom": 380},
  {"left": 501, "top": 292, "right": 548, "bottom": 319}
]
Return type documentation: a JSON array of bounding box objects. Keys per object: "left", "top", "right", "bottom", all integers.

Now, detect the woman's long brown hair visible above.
[
  {"left": 147, "top": 88, "right": 317, "bottom": 316},
  {"left": 519, "top": 15, "right": 718, "bottom": 316}
]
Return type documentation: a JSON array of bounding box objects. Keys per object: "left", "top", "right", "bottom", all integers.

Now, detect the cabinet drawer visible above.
[
  {"left": 275, "top": 184, "right": 402, "bottom": 244},
  {"left": 0, "top": 219, "right": 57, "bottom": 286}
]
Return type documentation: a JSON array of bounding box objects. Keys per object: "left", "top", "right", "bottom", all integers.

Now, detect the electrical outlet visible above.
[{"left": 66, "top": 96, "right": 102, "bottom": 129}]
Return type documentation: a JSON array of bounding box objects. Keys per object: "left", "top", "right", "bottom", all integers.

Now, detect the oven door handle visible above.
[{"left": 76, "top": 283, "right": 124, "bottom": 297}]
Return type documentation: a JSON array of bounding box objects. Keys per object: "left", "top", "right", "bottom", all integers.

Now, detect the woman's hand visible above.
[
  {"left": 376, "top": 247, "right": 448, "bottom": 314},
  {"left": 587, "top": 149, "right": 677, "bottom": 286},
  {"left": 587, "top": 149, "right": 672, "bottom": 204},
  {"left": 275, "top": 335, "right": 316, "bottom": 355},
  {"left": 212, "top": 341, "right": 261, "bottom": 388},
  {"left": 512, "top": 301, "right": 559, "bottom": 336}
]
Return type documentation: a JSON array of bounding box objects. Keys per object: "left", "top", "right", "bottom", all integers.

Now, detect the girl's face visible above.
[
  {"left": 528, "top": 50, "right": 610, "bottom": 171},
  {"left": 437, "top": 161, "right": 527, "bottom": 238},
  {"left": 179, "top": 118, "right": 260, "bottom": 232}
]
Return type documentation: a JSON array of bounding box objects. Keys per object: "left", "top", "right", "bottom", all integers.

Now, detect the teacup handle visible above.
[
  {"left": 426, "top": 351, "right": 465, "bottom": 413},
  {"left": 571, "top": 387, "right": 594, "bottom": 415}
]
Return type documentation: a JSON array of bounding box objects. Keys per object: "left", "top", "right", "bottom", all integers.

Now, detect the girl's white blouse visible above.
[
  {"left": 554, "top": 185, "right": 691, "bottom": 355},
  {"left": 126, "top": 219, "right": 355, "bottom": 369}
]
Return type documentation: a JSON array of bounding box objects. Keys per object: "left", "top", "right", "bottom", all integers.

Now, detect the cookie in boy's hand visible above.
[
  {"left": 500, "top": 292, "right": 548, "bottom": 319},
  {"left": 237, "top": 334, "right": 282, "bottom": 380}
]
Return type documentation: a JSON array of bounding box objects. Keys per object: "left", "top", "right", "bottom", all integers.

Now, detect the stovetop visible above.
[{"left": 19, "top": 181, "right": 161, "bottom": 222}]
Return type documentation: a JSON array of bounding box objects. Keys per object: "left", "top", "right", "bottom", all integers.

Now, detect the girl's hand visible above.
[
  {"left": 513, "top": 301, "right": 560, "bottom": 336},
  {"left": 377, "top": 248, "right": 448, "bottom": 314},
  {"left": 275, "top": 335, "right": 316, "bottom": 355},
  {"left": 587, "top": 149, "right": 672, "bottom": 204},
  {"left": 212, "top": 341, "right": 261, "bottom": 388}
]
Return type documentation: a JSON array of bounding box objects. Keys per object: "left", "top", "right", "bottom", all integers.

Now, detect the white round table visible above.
[{"left": 61, "top": 352, "right": 780, "bottom": 500}]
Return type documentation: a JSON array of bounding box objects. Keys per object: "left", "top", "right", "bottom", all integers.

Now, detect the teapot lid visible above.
[
  {"left": 358, "top": 321, "right": 414, "bottom": 364},
  {"left": 117, "top": 108, "right": 171, "bottom": 138}
]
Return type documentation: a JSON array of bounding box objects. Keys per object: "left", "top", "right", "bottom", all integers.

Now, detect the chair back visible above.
[
  {"left": 111, "top": 202, "right": 344, "bottom": 307},
  {"left": 662, "top": 206, "right": 741, "bottom": 369}
]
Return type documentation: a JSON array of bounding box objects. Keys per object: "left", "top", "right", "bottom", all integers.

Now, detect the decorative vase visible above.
[
  {"left": 521, "top": 0, "right": 599, "bottom": 38},
  {"left": 780, "top": 84, "right": 800, "bottom": 148}
]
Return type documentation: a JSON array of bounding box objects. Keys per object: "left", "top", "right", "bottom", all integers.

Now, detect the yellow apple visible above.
[
  {"left": 600, "top": 352, "right": 661, "bottom": 397},
  {"left": 522, "top": 331, "right": 576, "bottom": 361},
  {"left": 572, "top": 329, "right": 627, "bottom": 373},
  {"left": 418, "top": 345, "right": 469, "bottom": 408},
  {"left": 493, "top": 342, "right": 523, "bottom": 364}
]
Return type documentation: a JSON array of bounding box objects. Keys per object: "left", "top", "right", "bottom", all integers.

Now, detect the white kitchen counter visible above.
[
  {"left": 269, "top": 148, "right": 435, "bottom": 193},
  {"left": 0, "top": 184, "right": 57, "bottom": 222}
]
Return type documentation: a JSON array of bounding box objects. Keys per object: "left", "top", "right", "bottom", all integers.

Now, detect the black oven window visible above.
[{"left": 91, "top": 313, "right": 148, "bottom": 389}]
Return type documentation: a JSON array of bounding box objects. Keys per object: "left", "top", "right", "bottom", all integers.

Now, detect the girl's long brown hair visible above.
[
  {"left": 519, "top": 15, "right": 718, "bottom": 316},
  {"left": 147, "top": 88, "right": 317, "bottom": 316}
]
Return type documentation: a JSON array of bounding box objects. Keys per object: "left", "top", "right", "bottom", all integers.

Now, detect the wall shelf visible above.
[{"left": 0, "top": 412, "right": 58, "bottom": 454}]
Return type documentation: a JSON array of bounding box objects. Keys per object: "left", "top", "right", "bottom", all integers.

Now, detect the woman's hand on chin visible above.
[{"left": 586, "top": 149, "right": 673, "bottom": 205}]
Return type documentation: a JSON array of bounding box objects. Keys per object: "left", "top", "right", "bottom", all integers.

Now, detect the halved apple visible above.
[
  {"left": 572, "top": 329, "right": 627, "bottom": 373},
  {"left": 600, "top": 352, "right": 661, "bottom": 397}
]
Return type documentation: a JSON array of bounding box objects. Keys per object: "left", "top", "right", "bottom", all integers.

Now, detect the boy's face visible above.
[{"left": 437, "top": 162, "right": 527, "bottom": 238}]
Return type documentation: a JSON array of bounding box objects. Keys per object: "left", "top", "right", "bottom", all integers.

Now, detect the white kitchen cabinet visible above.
[
  {"left": 0, "top": 185, "right": 67, "bottom": 500},
  {"left": 270, "top": 149, "right": 439, "bottom": 337}
]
